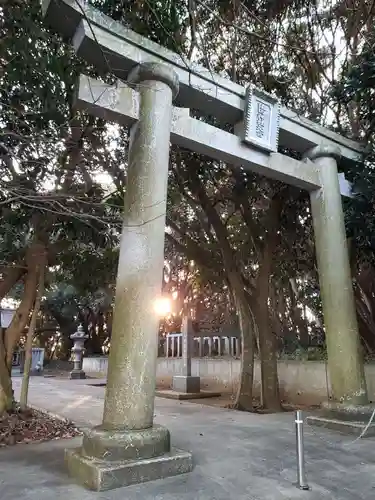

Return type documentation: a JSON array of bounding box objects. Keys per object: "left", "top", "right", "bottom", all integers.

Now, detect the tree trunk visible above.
[
  {"left": 0, "top": 243, "right": 46, "bottom": 416},
  {"left": 0, "top": 331, "right": 12, "bottom": 415},
  {"left": 61, "top": 335, "right": 73, "bottom": 359},
  {"left": 187, "top": 167, "right": 257, "bottom": 411},
  {"left": 230, "top": 276, "right": 255, "bottom": 411},
  {"left": 256, "top": 269, "right": 281, "bottom": 411},
  {"left": 4, "top": 265, "right": 39, "bottom": 369},
  {"left": 0, "top": 264, "right": 27, "bottom": 415},
  {"left": 0, "top": 264, "right": 26, "bottom": 301},
  {"left": 234, "top": 298, "right": 255, "bottom": 411},
  {"left": 20, "top": 260, "right": 45, "bottom": 410},
  {"left": 256, "top": 196, "right": 283, "bottom": 412}
]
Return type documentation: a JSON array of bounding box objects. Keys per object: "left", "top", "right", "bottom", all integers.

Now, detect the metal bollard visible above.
[{"left": 295, "top": 410, "right": 310, "bottom": 490}]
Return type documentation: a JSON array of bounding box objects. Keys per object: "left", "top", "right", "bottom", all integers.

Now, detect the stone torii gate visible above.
[{"left": 42, "top": 0, "right": 371, "bottom": 491}]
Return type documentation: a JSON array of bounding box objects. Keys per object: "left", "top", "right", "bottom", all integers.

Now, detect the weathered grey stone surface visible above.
[
  {"left": 181, "top": 317, "right": 193, "bottom": 377},
  {"left": 307, "top": 402, "right": 375, "bottom": 436},
  {"left": 69, "top": 371, "right": 86, "bottom": 380},
  {"left": 65, "top": 446, "right": 193, "bottom": 491},
  {"left": 306, "top": 146, "right": 368, "bottom": 406},
  {"left": 321, "top": 401, "right": 375, "bottom": 421},
  {"left": 172, "top": 375, "right": 201, "bottom": 393},
  {"left": 70, "top": 325, "right": 88, "bottom": 380},
  {"left": 42, "top": 0, "right": 364, "bottom": 165},
  {"left": 81, "top": 424, "right": 170, "bottom": 461},
  {"left": 102, "top": 63, "right": 178, "bottom": 432},
  {"left": 306, "top": 415, "right": 375, "bottom": 436},
  {"left": 65, "top": 448, "right": 193, "bottom": 491},
  {"left": 155, "top": 389, "right": 221, "bottom": 401},
  {"left": 167, "top": 316, "right": 222, "bottom": 399},
  {"left": 7, "top": 376, "right": 375, "bottom": 500},
  {"left": 60, "top": 63, "right": 192, "bottom": 491},
  {"left": 76, "top": 75, "right": 322, "bottom": 191}
]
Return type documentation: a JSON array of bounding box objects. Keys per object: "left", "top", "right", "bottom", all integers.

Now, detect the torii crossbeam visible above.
[{"left": 42, "top": 0, "right": 371, "bottom": 492}]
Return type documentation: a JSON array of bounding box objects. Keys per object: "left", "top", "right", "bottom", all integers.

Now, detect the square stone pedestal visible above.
[
  {"left": 306, "top": 402, "right": 375, "bottom": 437},
  {"left": 65, "top": 446, "right": 193, "bottom": 491},
  {"left": 173, "top": 375, "right": 200, "bottom": 393},
  {"left": 70, "top": 370, "right": 86, "bottom": 380},
  {"left": 156, "top": 375, "right": 221, "bottom": 400},
  {"left": 65, "top": 424, "right": 193, "bottom": 491}
]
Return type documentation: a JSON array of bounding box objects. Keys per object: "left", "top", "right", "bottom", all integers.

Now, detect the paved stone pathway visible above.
[{"left": 0, "top": 376, "right": 374, "bottom": 499}]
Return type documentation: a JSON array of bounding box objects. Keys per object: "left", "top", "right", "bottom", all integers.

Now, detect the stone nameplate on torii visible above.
[{"left": 243, "top": 86, "right": 280, "bottom": 153}]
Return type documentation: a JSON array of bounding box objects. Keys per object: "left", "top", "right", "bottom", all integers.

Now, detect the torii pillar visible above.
[
  {"left": 306, "top": 146, "right": 374, "bottom": 433},
  {"left": 65, "top": 63, "right": 193, "bottom": 490}
]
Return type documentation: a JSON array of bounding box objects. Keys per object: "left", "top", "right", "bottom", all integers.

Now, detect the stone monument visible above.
[{"left": 157, "top": 316, "right": 221, "bottom": 400}]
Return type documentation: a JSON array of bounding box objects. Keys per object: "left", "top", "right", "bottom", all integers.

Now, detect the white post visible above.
[
  {"left": 166, "top": 336, "right": 169, "bottom": 358},
  {"left": 198, "top": 337, "right": 203, "bottom": 357},
  {"left": 208, "top": 337, "right": 212, "bottom": 357}
]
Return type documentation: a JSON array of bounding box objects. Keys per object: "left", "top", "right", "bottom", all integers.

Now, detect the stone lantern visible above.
[{"left": 70, "top": 325, "right": 89, "bottom": 379}]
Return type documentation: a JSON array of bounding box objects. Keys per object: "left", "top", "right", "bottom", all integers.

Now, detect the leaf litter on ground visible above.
[{"left": 0, "top": 404, "right": 81, "bottom": 447}]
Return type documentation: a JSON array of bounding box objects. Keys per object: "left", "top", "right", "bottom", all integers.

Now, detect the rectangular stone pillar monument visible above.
[
  {"left": 157, "top": 317, "right": 221, "bottom": 401},
  {"left": 64, "top": 63, "right": 193, "bottom": 490},
  {"left": 172, "top": 317, "right": 200, "bottom": 393}
]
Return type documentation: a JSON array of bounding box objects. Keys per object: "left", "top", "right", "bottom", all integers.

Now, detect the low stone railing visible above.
[{"left": 163, "top": 332, "right": 241, "bottom": 358}]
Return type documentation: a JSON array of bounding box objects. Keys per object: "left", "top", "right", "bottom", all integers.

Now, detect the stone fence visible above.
[
  {"left": 164, "top": 332, "right": 241, "bottom": 358},
  {"left": 83, "top": 355, "right": 375, "bottom": 406}
]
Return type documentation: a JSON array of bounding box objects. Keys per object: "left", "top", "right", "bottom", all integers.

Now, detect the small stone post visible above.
[
  {"left": 177, "top": 336, "right": 181, "bottom": 357},
  {"left": 208, "top": 337, "right": 213, "bottom": 357},
  {"left": 235, "top": 338, "right": 240, "bottom": 357},
  {"left": 171, "top": 336, "right": 176, "bottom": 357},
  {"left": 224, "top": 337, "right": 230, "bottom": 356},
  {"left": 198, "top": 337, "right": 203, "bottom": 357},
  {"left": 65, "top": 63, "right": 192, "bottom": 491},
  {"left": 70, "top": 325, "right": 88, "bottom": 380},
  {"left": 306, "top": 145, "right": 368, "bottom": 406},
  {"left": 165, "top": 336, "right": 170, "bottom": 357}
]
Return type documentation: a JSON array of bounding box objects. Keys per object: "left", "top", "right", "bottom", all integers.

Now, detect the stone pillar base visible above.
[
  {"left": 306, "top": 402, "right": 375, "bottom": 437},
  {"left": 70, "top": 370, "right": 86, "bottom": 380},
  {"left": 65, "top": 446, "right": 193, "bottom": 491},
  {"left": 65, "top": 424, "right": 193, "bottom": 491},
  {"left": 172, "top": 375, "right": 201, "bottom": 393}
]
